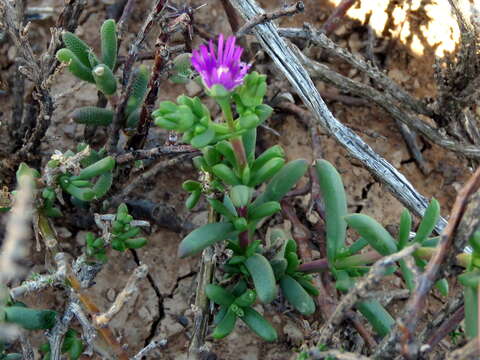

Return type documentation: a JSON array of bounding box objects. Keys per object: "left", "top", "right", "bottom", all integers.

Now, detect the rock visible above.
[
  {"left": 106, "top": 288, "right": 116, "bottom": 302},
  {"left": 185, "top": 80, "right": 202, "bottom": 97}
]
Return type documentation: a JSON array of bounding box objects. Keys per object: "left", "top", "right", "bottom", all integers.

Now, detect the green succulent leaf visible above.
[
  {"left": 413, "top": 198, "right": 440, "bottom": 244},
  {"left": 356, "top": 300, "right": 395, "bottom": 337},
  {"left": 253, "top": 159, "right": 308, "bottom": 207},
  {"left": 212, "top": 164, "right": 241, "bottom": 186},
  {"left": 249, "top": 157, "right": 285, "bottom": 187},
  {"left": 191, "top": 126, "right": 215, "bottom": 148},
  {"left": 280, "top": 275, "right": 316, "bottom": 315},
  {"left": 178, "top": 222, "right": 236, "bottom": 258},
  {"left": 248, "top": 201, "right": 281, "bottom": 221},
  {"left": 315, "top": 159, "right": 348, "bottom": 263},
  {"left": 56, "top": 48, "right": 95, "bottom": 83},
  {"left": 70, "top": 106, "right": 113, "bottom": 126},
  {"left": 230, "top": 185, "right": 253, "bottom": 208},
  {"left": 100, "top": 19, "right": 117, "bottom": 70},
  {"left": 244, "top": 254, "right": 277, "bottom": 303},
  {"left": 212, "top": 307, "right": 237, "bottom": 339},
  {"left": 206, "top": 284, "right": 235, "bottom": 306},
  {"left": 92, "top": 172, "right": 113, "bottom": 199},
  {"left": 62, "top": 31, "right": 92, "bottom": 68},
  {"left": 398, "top": 209, "right": 412, "bottom": 249},
  {"left": 234, "top": 290, "right": 256, "bottom": 307},
  {"left": 464, "top": 284, "right": 479, "bottom": 339},
  {"left": 240, "top": 307, "right": 277, "bottom": 342},
  {"left": 92, "top": 64, "right": 117, "bottom": 95},
  {"left": 345, "top": 214, "right": 398, "bottom": 256},
  {"left": 126, "top": 65, "right": 149, "bottom": 116},
  {"left": 4, "top": 306, "right": 57, "bottom": 330},
  {"left": 76, "top": 156, "right": 115, "bottom": 180}
]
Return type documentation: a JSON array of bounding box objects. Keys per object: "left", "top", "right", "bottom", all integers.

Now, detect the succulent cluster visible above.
[
  {"left": 153, "top": 34, "right": 318, "bottom": 340},
  {"left": 154, "top": 33, "right": 454, "bottom": 342},
  {"left": 56, "top": 20, "right": 149, "bottom": 130},
  {"left": 85, "top": 204, "right": 147, "bottom": 263}
]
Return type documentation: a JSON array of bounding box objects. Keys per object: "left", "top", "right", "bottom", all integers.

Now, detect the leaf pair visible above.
[
  {"left": 57, "top": 20, "right": 117, "bottom": 95},
  {"left": 206, "top": 284, "right": 277, "bottom": 341}
]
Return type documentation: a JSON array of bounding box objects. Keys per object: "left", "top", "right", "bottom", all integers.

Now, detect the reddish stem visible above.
[{"left": 322, "top": 0, "right": 357, "bottom": 35}]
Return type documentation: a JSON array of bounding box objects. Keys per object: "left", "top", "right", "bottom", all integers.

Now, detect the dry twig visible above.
[
  {"left": 188, "top": 208, "right": 217, "bottom": 360},
  {"left": 236, "top": 1, "right": 304, "bottom": 37},
  {"left": 94, "top": 264, "right": 148, "bottom": 327},
  {"left": 321, "top": 0, "right": 357, "bottom": 35},
  {"left": 131, "top": 338, "right": 167, "bottom": 360}
]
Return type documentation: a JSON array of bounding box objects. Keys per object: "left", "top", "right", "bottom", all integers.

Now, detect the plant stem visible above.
[
  {"left": 298, "top": 248, "right": 471, "bottom": 273},
  {"left": 217, "top": 97, "right": 248, "bottom": 169}
]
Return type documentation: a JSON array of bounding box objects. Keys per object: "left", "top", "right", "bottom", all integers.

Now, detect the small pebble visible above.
[{"left": 106, "top": 288, "right": 116, "bottom": 302}]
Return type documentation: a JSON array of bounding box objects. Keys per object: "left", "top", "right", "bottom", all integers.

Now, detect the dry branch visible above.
[
  {"left": 236, "top": 1, "right": 304, "bottom": 37},
  {"left": 295, "top": 47, "right": 480, "bottom": 159},
  {"left": 230, "top": 0, "right": 448, "bottom": 234}
]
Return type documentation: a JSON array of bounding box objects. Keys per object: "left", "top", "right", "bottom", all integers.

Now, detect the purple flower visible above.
[{"left": 191, "top": 34, "right": 250, "bottom": 92}]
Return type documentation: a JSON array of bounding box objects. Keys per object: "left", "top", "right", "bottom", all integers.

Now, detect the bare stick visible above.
[
  {"left": 111, "top": 153, "right": 194, "bottom": 204},
  {"left": 425, "top": 305, "right": 464, "bottom": 353},
  {"left": 321, "top": 0, "right": 357, "bottom": 35},
  {"left": 236, "top": 1, "right": 304, "bottom": 37},
  {"left": 188, "top": 207, "right": 217, "bottom": 360},
  {"left": 230, "top": 0, "right": 448, "bottom": 234},
  {"left": 131, "top": 339, "right": 167, "bottom": 360},
  {"left": 116, "top": 145, "right": 197, "bottom": 164},
  {"left": 94, "top": 264, "right": 148, "bottom": 327},
  {"left": 48, "top": 297, "right": 76, "bottom": 360},
  {"left": 126, "top": 13, "right": 191, "bottom": 150},
  {"left": 70, "top": 302, "right": 96, "bottom": 355},
  {"left": 277, "top": 26, "right": 434, "bottom": 118},
  {"left": 10, "top": 252, "right": 68, "bottom": 299},
  {"left": 107, "top": 0, "right": 167, "bottom": 152}
]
